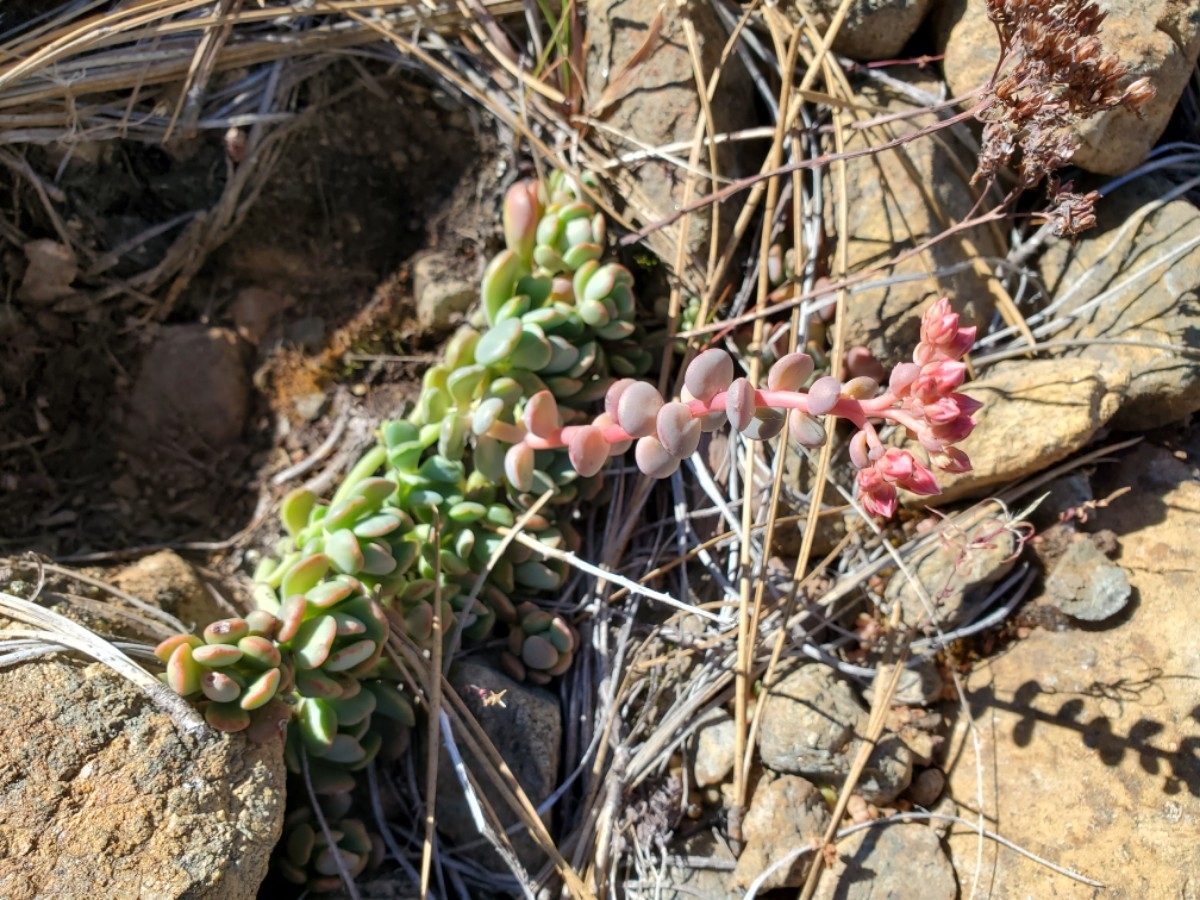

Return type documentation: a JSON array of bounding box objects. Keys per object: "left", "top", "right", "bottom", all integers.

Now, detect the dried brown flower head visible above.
[{"left": 974, "top": 0, "right": 1156, "bottom": 190}]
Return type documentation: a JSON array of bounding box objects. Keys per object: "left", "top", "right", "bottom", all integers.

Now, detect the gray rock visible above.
[
  {"left": 692, "top": 712, "right": 736, "bottom": 788},
  {"left": 929, "top": 358, "right": 1129, "bottom": 504},
  {"left": 1039, "top": 175, "right": 1200, "bottom": 430},
  {"left": 434, "top": 660, "right": 561, "bottom": 873},
  {"left": 907, "top": 767, "right": 946, "bottom": 808},
  {"left": 758, "top": 664, "right": 912, "bottom": 804},
  {"left": 733, "top": 775, "right": 833, "bottom": 890},
  {"left": 825, "top": 72, "right": 1002, "bottom": 365},
  {"left": 934, "top": 0, "right": 1200, "bottom": 175},
  {"left": 926, "top": 794, "right": 958, "bottom": 839},
  {"left": 585, "top": 0, "right": 755, "bottom": 281},
  {"left": 884, "top": 516, "right": 1018, "bottom": 628},
  {"left": 125, "top": 325, "right": 250, "bottom": 456},
  {"left": 787, "top": 0, "right": 936, "bottom": 61},
  {"left": 855, "top": 734, "right": 913, "bottom": 806},
  {"left": 758, "top": 664, "right": 865, "bottom": 779},
  {"left": 229, "top": 285, "right": 293, "bottom": 345},
  {"left": 0, "top": 659, "right": 284, "bottom": 899},
  {"left": 1044, "top": 534, "right": 1132, "bottom": 622},
  {"left": 815, "top": 823, "right": 957, "bottom": 900},
  {"left": 865, "top": 660, "right": 943, "bottom": 707},
  {"left": 413, "top": 250, "right": 476, "bottom": 332},
  {"left": 634, "top": 830, "right": 736, "bottom": 900}
]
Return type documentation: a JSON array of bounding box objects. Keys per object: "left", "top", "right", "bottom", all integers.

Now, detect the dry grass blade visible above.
[{"left": 0, "top": 564, "right": 206, "bottom": 737}]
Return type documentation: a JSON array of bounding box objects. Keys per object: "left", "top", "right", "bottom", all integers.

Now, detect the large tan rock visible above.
[
  {"left": 830, "top": 74, "right": 1002, "bottom": 364},
  {"left": 787, "top": 0, "right": 936, "bottom": 61},
  {"left": 944, "top": 441, "right": 1200, "bottom": 897},
  {"left": 930, "top": 358, "right": 1128, "bottom": 504},
  {"left": 1039, "top": 175, "right": 1200, "bottom": 430},
  {"left": 0, "top": 660, "right": 285, "bottom": 899},
  {"left": 585, "top": 0, "right": 756, "bottom": 281},
  {"left": 934, "top": 0, "right": 1200, "bottom": 175},
  {"left": 110, "top": 549, "right": 226, "bottom": 631}
]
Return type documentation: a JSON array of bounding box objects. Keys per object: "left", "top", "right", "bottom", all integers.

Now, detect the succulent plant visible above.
[
  {"left": 149, "top": 167, "right": 977, "bottom": 894},
  {"left": 148, "top": 169, "right": 650, "bottom": 894}
]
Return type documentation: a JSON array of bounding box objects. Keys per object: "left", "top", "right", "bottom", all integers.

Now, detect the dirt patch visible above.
[{"left": 0, "top": 69, "right": 497, "bottom": 558}]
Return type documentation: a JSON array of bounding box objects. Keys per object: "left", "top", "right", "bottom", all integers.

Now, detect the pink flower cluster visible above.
[
  {"left": 849, "top": 298, "right": 979, "bottom": 516},
  {"left": 501, "top": 298, "right": 979, "bottom": 518}
]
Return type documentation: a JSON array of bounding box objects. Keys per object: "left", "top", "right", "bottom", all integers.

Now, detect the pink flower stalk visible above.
[{"left": 492, "top": 298, "right": 978, "bottom": 517}]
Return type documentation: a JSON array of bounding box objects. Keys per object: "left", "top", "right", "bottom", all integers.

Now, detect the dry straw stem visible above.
[
  {"left": 388, "top": 632, "right": 596, "bottom": 898},
  {"left": 0, "top": 561, "right": 206, "bottom": 737},
  {"left": 730, "top": 0, "right": 857, "bottom": 839}
]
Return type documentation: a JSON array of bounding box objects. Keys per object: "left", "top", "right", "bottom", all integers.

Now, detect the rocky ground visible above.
[{"left": 2, "top": 0, "right": 1200, "bottom": 898}]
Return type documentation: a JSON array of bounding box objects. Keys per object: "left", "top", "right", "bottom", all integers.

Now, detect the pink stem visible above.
[{"left": 521, "top": 386, "right": 932, "bottom": 451}]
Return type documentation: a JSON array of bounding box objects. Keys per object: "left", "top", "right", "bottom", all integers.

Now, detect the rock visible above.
[
  {"left": 412, "top": 250, "right": 476, "bottom": 332},
  {"left": 907, "top": 767, "right": 946, "bottom": 807},
  {"left": 944, "top": 441, "right": 1200, "bottom": 898},
  {"left": 435, "top": 660, "right": 560, "bottom": 872},
  {"left": 884, "top": 515, "right": 1018, "bottom": 628},
  {"left": 830, "top": 73, "right": 1003, "bottom": 364},
  {"left": 758, "top": 664, "right": 864, "bottom": 779},
  {"left": 787, "top": 0, "right": 936, "bottom": 61},
  {"left": 125, "top": 325, "right": 251, "bottom": 457},
  {"left": 934, "top": 0, "right": 1200, "bottom": 175},
  {"left": 229, "top": 286, "right": 294, "bottom": 345},
  {"left": 1044, "top": 533, "right": 1132, "bottom": 622},
  {"left": 1039, "top": 175, "right": 1200, "bottom": 430},
  {"left": 17, "top": 240, "right": 78, "bottom": 305},
  {"left": 930, "top": 358, "right": 1129, "bottom": 504},
  {"left": 758, "top": 664, "right": 912, "bottom": 804},
  {"left": 110, "top": 549, "right": 225, "bottom": 630},
  {"left": 732, "top": 775, "right": 832, "bottom": 890},
  {"left": 887, "top": 706, "right": 945, "bottom": 767},
  {"left": 692, "top": 712, "right": 736, "bottom": 788},
  {"left": 292, "top": 391, "right": 327, "bottom": 422},
  {"left": 643, "top": 830, "right": 736, "bottom": 900},
  {"left": 865, "top": 659, "right": 944, "bottom": 707},
  {"left": 815, "top": 823, "right": 957, "bottom": 900},
  {"left": 0, "top": 659, "right": 285, "bottom": 899},
  {"left": 856, "top": 734, "right": 914, "bottom": 806},
  {"left": 585, "top": 0, "right": 755, "bottom": 278}
]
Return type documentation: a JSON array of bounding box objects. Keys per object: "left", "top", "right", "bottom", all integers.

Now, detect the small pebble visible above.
[{"left": 908, "top": 768, "right": 945, "bottom": 807}]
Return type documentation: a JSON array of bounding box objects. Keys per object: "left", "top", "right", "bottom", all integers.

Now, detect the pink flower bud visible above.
[
  {"left": 930, "top": 412, "right": 975, "bottom": 445},
  {"left": 919, "top": 297, "right": 958, "bottom": 346},
  {"left": 857, "top": 468, "right": 898, "bottom": 518},
  {"left": 503, "top": 180, "right": 541, "bottom": 262},
  {"left": 912, "top": 360, "right": 966, "bottom": 401},
  {"left": 949, "top": 392, "right": 983, "bottom": 417},
  {"left": 923, "top": 396, "right": 965, "bottom": 425},
  {"left": 875, "top": 447, "right": 917, "bottom": 483},
  {"left": 894, "top": 458, "right": 940, "bottom": 496},
  {"left": 931, "top": 447, "right": 972, "bottom": 473}
]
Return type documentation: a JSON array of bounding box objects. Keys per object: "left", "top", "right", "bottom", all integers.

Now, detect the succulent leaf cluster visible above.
[{"left": 152, "top": 170, "right": 649, "bottom": 891}]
